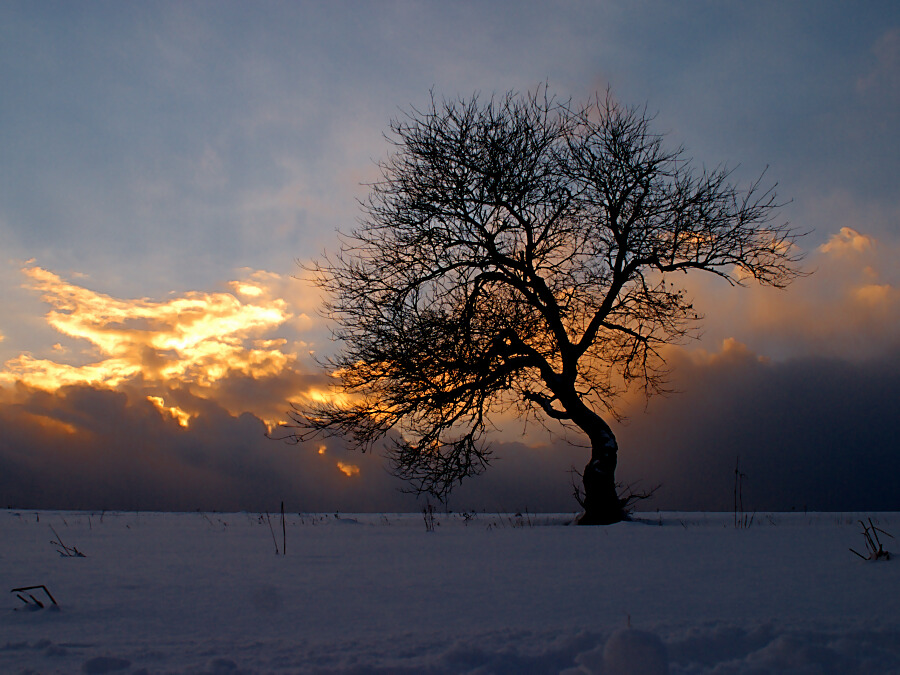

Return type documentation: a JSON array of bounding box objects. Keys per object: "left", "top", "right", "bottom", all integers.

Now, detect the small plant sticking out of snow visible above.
[
  {"left": 423, "top": 502, "right": 436, "bottom": 532},
  {"left": 260, "top": 508, "right": 285, "bottom": 555},
  {"left": 849, "top": 518, "right": 893, "bottom": 561},
  {"left": 733, "top": 456, "right": 755, "bottom": 529},
  {"left": 10, "top": 585, "right": 59, "bottom": 611},
  {"left": 49, "top": 525, "right": 85, "bottom": 557},
  {"left": 509, "top": 509, "right": 534, "bottom": 528}
]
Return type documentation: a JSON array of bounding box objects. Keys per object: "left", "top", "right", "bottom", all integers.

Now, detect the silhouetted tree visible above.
[{"left": 286, "top": 89, "right": 802, "bottom": 524}]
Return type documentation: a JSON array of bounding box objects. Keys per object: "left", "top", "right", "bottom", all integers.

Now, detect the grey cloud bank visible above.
[{"left": 2, "top": 344, "right": 898, "bottom": 513}]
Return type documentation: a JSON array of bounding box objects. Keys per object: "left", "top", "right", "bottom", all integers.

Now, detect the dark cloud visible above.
[
  {"left": 199, "top": 367, "right": 332, "bottom": 429},
  {"left": 613, "top": 346, "right": 900, "bottom": 512},
  {"left": 2, "top": 242, "right": 898, "bottom": 515},
  {"left": 2, "top": 342, "right": 898, "bottom": 514},
  {"left": 0, "top": 383, "right": 420, "bottom": 513},
  {"left": 432, "top": 440, "right": 585, "bottom": 514},
  {"left": 409, "top": 339, "right": 900, "bottom": 515}
]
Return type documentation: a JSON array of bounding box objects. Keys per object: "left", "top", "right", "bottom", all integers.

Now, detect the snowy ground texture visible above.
[{"left": 2, "top": 510, "right": 899, "bottom": 674}]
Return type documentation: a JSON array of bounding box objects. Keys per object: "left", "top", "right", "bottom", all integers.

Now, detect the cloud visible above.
[
  {"left": 337, "top": 461, "right": 361, "bottom": 477},
  {"left": 817, "top": 227, "right": 875, "bottom": 256},
  {"left": 613, "top": 340, "right": 900, "bottom": 512},
  {"left": 5, "top": 355, "right": 896, "bottom": 515},
  {"left": 3, "top": 236, "right": 899, "bottom": 515},
  {"left": 466, "top": 227, "right": 900, "bottom": 513},
  {"left": 0, "top": 265, "right": 342, "bottom": 427},
  {"left": 0, "top": 382, "right": 421, "bottom": 512},
  {"left": 0, "top": 264, "right": 432, "bottom": 512},
  {"left": 676, "top": 228, "right": 900, "bottom": 362},
  {"left": 857, "top": 27, "right": 900, "bottom": 103},
  {"left": 580, "top": 226, "right": 900, "bottom": 512},
  {"left": 147, "top": 394, "right": 192, "bottom": 427},
  {"left": 13, "top": 265, "right": 291, "bottom": 383}
]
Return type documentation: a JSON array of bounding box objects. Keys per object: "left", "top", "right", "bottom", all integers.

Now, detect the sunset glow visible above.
[
  {"left": 819, "top": 227, "right": 874, "bottom": 255},
  {"left": 337, "top": 462, "right": 361, "bottom": 477},
  {"left": 304, "top": 387, "right": 351, "bottom": 407},
  {"left": 1, "top": 266, "right": 298, "bottom": 394},
  {"left": 147, "top": 395, "right": 193, "bottom": 428}
]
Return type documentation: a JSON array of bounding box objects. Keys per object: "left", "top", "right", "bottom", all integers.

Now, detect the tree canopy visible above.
[{"left": 285, "top": 89, "right": 802, "bottom": 523}]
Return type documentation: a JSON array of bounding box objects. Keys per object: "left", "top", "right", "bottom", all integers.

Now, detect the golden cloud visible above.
[
  {"left": 337, "top": 461, "right": 361, "bottom": 477},
  {"left": 818, "top": 227, "right": 874, "bottom": 256},
  {"left": 147, "top": 395, "right": 193, "bottom": 428},
  {"left": 0, "top": 266, "right": 336, "bottom": 429},
  {"left": 676, "top": 337, "right": 769, "bottom": 367},
  {"left": 855, "top": 283, "right": 895, "bottom": 306},
  {"left": 231, "top": 281, "right": 266, "bottom": 298},
  {"left": 672, "top": 228, "right": 900, "bottom": 363}
]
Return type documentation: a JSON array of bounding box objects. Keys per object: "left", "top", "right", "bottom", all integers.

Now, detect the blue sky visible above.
[{"left": 1, "top": 1, "right": 898, "bottom": 512}]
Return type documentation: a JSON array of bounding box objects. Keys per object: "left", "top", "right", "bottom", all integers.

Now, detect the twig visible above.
[
  {"left": 850, "top": 518, "right": 893, "bottom": 561},
  {"left": 10, "top": 585, "right": 58, "bottom": 608},
  {"left": 265, "top": 511, "right": 280, "bottom": 555},
  {"left": 423, "top": 502, "right": 436, "bottom": 532},
  {"left": 734, "top": 456, "right": 749, "bottom": 529},
  {"left": 569, "top": 466, "right": 586, "bottom": 509},
  {"left": 49, "top": 525, "right": 85, "bottom": 557},
  {"left": 281, "top": 501, "right": 286, "bottom": 556}
]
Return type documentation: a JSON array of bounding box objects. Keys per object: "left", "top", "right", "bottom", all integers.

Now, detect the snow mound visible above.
[
  {"left": 566, "top": 628, "right": 668, "bottom": 675},
  {"left": 603, "top": 628, "right": 668, "bottom": 675},
  {"left": 81, "top": 655, "right": 132, "bottom": 673}
]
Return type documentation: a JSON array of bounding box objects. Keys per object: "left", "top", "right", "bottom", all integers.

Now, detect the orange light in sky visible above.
[
  {"left": 231, "top": 282, "right": 265, "bottom": 297},
  {"left": 337, "top": 461, "right": 360, "bottom": 477},
  {"left": 819, "top": 227, "right": 873, "bottom": 255},
  {"left": 302, "top": 387, "right": 351, "bottom": 407},
  {"left": 0, "top": 354, "right": 142, "bottom": 389},
  {"left": 18, "top": 410, "right": 79, "bottom": 435},
  {"left": 0, "top": 266, "right": 297, "bottom": 393},
  {"left": 147, "top": 395, "right": 193, "bottom": 428}
]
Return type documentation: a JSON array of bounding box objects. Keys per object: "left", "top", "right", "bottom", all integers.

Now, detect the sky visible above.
[{"left": 1, "top": 1, "right": 898, "bottom": 513}]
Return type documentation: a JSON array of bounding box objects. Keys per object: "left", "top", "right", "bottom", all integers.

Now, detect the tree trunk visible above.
[{"left": 577, "top": 422, "right": 623, "bottom": 525}]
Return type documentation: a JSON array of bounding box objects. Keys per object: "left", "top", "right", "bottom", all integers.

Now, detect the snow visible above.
[{"left": 2, "top": 510, "right": 898, "bottom": 674}]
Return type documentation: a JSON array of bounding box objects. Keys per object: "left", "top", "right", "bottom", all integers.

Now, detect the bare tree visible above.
[{"left": 284, "top": 89, "right": 803, "bottom": 524}]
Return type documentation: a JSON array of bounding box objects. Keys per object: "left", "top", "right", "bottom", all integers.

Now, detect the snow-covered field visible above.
[{"left": 2, "top": 510, "right": 898, "bottom": 674}]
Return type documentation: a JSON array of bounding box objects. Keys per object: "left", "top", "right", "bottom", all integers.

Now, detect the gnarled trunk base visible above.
[
  {"left": 577, "top": 459, "right": 623, "bottom": 524},
  {"left": 576, "top": 423, "right": 624, "bottom": 525}
]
